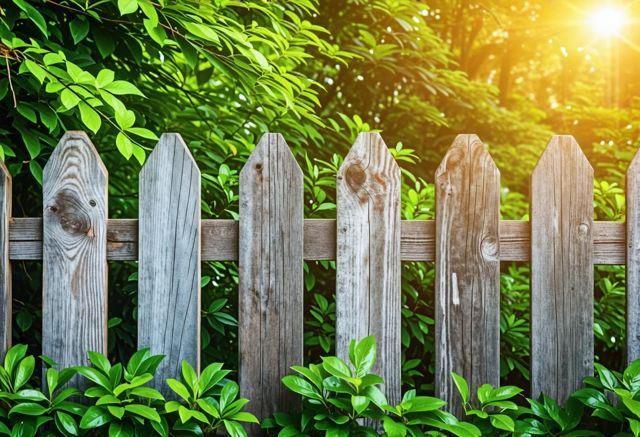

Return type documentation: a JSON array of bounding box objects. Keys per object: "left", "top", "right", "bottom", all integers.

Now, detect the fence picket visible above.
[
  {"left": 336, "top": 132, "right": 401, "bottom": 405},
  {"left": 627, "top": 151, "right": 640, "bottom": 363},
  {"left": 138, "top": 133, "right": 201, "bottom": 394},
  {"left": 42, "top": 131, "right": 108, "bottom": 381},
  {"left": 531, "top": 135, "right": 593, "bottom": 402},
  {"left": 238, "top": 133, "right": 304, "bottom": 422},
  {"left": 435, "top": 134, "right": 500, "bottom": 416},
  {"left": 0, "top": 160, "right": 10, "bottom": 357}
]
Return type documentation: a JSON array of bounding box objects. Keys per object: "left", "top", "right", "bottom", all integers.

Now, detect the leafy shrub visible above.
[
  {"left": 0, "top": 344, "right": 256, "bottom": 436},
  {"left": 272, "top": 336, "right": 640, "bottom": 436}
]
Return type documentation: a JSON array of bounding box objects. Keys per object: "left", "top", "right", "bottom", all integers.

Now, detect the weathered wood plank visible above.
[
  {"left": 8, "top": 218, "right": 625, "bottom": 263},
  {"left": 42, "top": 131, "right": 108, "bottom": 381},
  {"left": 530, "top": 135, "right": 593, "bottom": 402},
  {"left": 238, "top": 133, "right": 304, "bottom": 423},
  {"left": 0, "top": 161, "right": 10, "bottom": 357},
  {"left": 138, "top": 134, "right": 200, "bottom": 395},
  {"left": 435, "top": 134, "right": 500, "bottom": 416},
  {"left": 336, "top": 133, "right": 401, "bottom": 405},
  {"left": 628, "top": 150, "right": 640, "bottom": 363}
]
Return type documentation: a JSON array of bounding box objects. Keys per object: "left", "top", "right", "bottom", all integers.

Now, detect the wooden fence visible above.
[{"left": 2, "top": 131, "right": 638, "bottom": 420}]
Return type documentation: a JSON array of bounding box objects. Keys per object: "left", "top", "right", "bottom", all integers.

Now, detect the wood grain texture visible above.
[
  {"left": 138, "top": 134, "right": 201, "bottom": 395},
  {"left": 238, "top": 134, "right": 304, "bottom": 424},
  {"left": 42, "top": 131, "right": 108, "bottom": 381},
  {"left": 336, "top": 133, "right": 401, "bottom": 406},
  {"left": 530, "top": 135, "right": 593, "bottom": 403},
  {"left": 0, "top": 160, "right": 10, "bottom": 357},
  {"left": 628, "top": 150, "right": 640, "bottom": 363},
  {"left": 9, "top": 218, "right": 624, "bottom": 263},
  {"left": 435, "top": 135, "right": 500, "bottom": 416}
]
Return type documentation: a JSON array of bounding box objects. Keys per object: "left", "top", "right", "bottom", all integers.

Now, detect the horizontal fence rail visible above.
[
  {"left": 8, "top": 218, "right": 626, "bottom": 263},
  {"left": 3, "top": 130, "right": 640, "bottom": 426}
]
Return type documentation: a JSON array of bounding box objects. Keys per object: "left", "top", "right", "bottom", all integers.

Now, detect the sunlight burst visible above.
[{"left": 588, "top": 6, "right": 627, "bottom": 37}]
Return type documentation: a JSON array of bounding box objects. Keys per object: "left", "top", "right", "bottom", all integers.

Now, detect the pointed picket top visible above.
[
  {"left": 435, "top": 134, "right": 498, "bottom": 178},
  {"left": 0, "top": 158, "right": 10, "bottom": 358},
  {"left": 42, "top": 131, "right": 108, "bottom": 385},
  {"left": 138, "top": 133, "right": 201, "bottom": 396},
  {"left": 338, "top": 132, "right": 400, "bottom": 200},
  {"left": 627, "top": 148, "right": 640, "bottom": 363},
  {"left": 44, "top": 131, "right": 107, "bottom": 192},
  {"left": 532, "top": 135, "right": 592, "bottom": 177},
  {"left": 239, "top": 133, "right": 304, "bottom": 422},
  {"left": 240, "top": 133, "right": 302, "bottom": 179},
  {"left": 530, "top": 135, "right": 593, "bottom": 402},
  {"left": 435, "top": 134, "right": 500, "bottom": 416},
  {"left": 336, "top": 132, "right": 402, "bottom": 406},
  {"left": 140, "top": 133, "right": 199, "bottom": 179}
]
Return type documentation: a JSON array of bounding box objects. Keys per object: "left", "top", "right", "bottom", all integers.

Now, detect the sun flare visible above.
[{"left": 588, "top": 6, "right": 627, "bottom": 37}]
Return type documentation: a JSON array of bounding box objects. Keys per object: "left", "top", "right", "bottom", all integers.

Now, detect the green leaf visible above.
[
  {"left": 382, "top": 416, "right": 407, "bottom": 437},
  {"left": 16, "top": 103, "right": 37, "bottom": 123},
  {"left": 321, "top": 356, "right": 351, "bottom": 379},
  {"left": 129, "top": 387, "right": 164, "bottom": 400},
  {"left": 126, "top": 127, "right": 158, "bottom": 140},
  {"left": 223, "top": 420, "right": 245, "bottom": 437},
  {"left": 104, "top": 81, "right": 145, "bottom": 97},
  {"left": 23, "top": 60, "right": 47, "bottom": 84},
  {"left": 61, "top": 89, "right": 80, "bottom": 110},
  {"left": 406, "top": 396, "right": 446, "bottom": 412},
  {"left": 76, "top": 367, "right": 111, "bottom": 389},
  {"left": 4, "top": 344, "right": 27, "bottom": 375},
  {"left": 230, "top": 411, "right": 259, "bottom": 424},
  {"left": 9, "top": 402, "right": 48, "bottom": 416},
  {"left": 124, "top": 404, "right": 160, "bottom": 422},
  {"left": 282, "top": 375, "right": 322, "bottom": 401},
  {"left": 351, "top": 395, "right": 369, "bottom": 414},
  {"left": 14, "top": 355, "right": 34, "bottom": 390},
  {"left": 220, "top": 380, "right": 239, "bottom": 411},
  {"left": 78, "top": 102, "right": 101, "bottom": 134},
  {"left": 166, "top": 379, "right": 191, "bottom": 402},
  {"left": 80, "top": 406, "right": 112, "bottom": 429},
  {"left": 14, "top": 0, "right": 48, "bottom": 36},
  {"left": 69, "top": 17, "right": 90, "bottom": 44},
  {"left": 183, "top": 22, "right": 220, "bottom": 44},
  {"left": 451, "top": 372, "right": 469, "bottom": 404},
  {"left": 96, "top": 70, "right": 115, "bottom": 88},
  {"left": 55, "top": 411, "right": 79, "bottom": 436},
  {"left": 353, "top": 336, "right": 376, "bottom": 377},
  {"left": 624, "top": 397, "right": 640, "bottom": 419},
  {"left": 116, "top": 132, "right": 133, "bottom": 160},
  {"left": 29, "top": 160, "right": 43, "bottom": 184},
  {"left": 16, "top": 389, "right": 47, "bottom": 402},
  {"left": 118, "top": 0, "right": 139, "bottom": 15},
  {"left": 490, "top": 414, "right": 515, "bottom": 432}
]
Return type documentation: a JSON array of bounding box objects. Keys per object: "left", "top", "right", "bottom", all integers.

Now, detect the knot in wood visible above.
[
  {"left": 345, "top": 164, "right": 366, "bottom": 192},
  {"left": 578, "top": 222, "right": 590, "bottom": 237},
  {"left": 480, "top": 235, "right": 499, "bottom": 260},
  {"left": 47, "top": 190, "right": 91, "bottom": 236}
]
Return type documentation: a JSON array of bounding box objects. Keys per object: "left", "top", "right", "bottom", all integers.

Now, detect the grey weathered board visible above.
[
  {"left": 238, "top": 134, "right": 304, "bottom": 423},
  {"left": 0, "top": 160, "right": 10, "bottom": 357},
  {"left": 336, "top": 133, "right": 401, "bottom": 406},
  {"left": 42, "top": 132, "right": 108, "bottom": 381},
  {"left": 530, "top": 135, "right": 594, "bottom": 402},
  {"left": 138, "top": 134, "right": 201, "bottom": 394},
  {"left": 435, "top": 135, "right": 500, "bottom": 416},
  {"left": 9, "top": 218, "right": 626, "bottom": 264},
  {"left": 628, "top": 150, "right": 640, "bottom": 363}
]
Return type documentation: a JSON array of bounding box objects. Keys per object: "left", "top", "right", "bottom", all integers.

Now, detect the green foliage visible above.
[
  {"left": 165, "top": 361, "right": 258, "bottom": 436},
  {"left": 267, "top": 336, "right": 481, "bottom": 436},
  {"left": 77, "top": 348, "right": 166, "bottom": 435},
  {"left": 0, "top": 344, "right": 256, "bottom": 436},
  {"left": 0, "top": 345, "right": 85, "bottom": 436}
]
